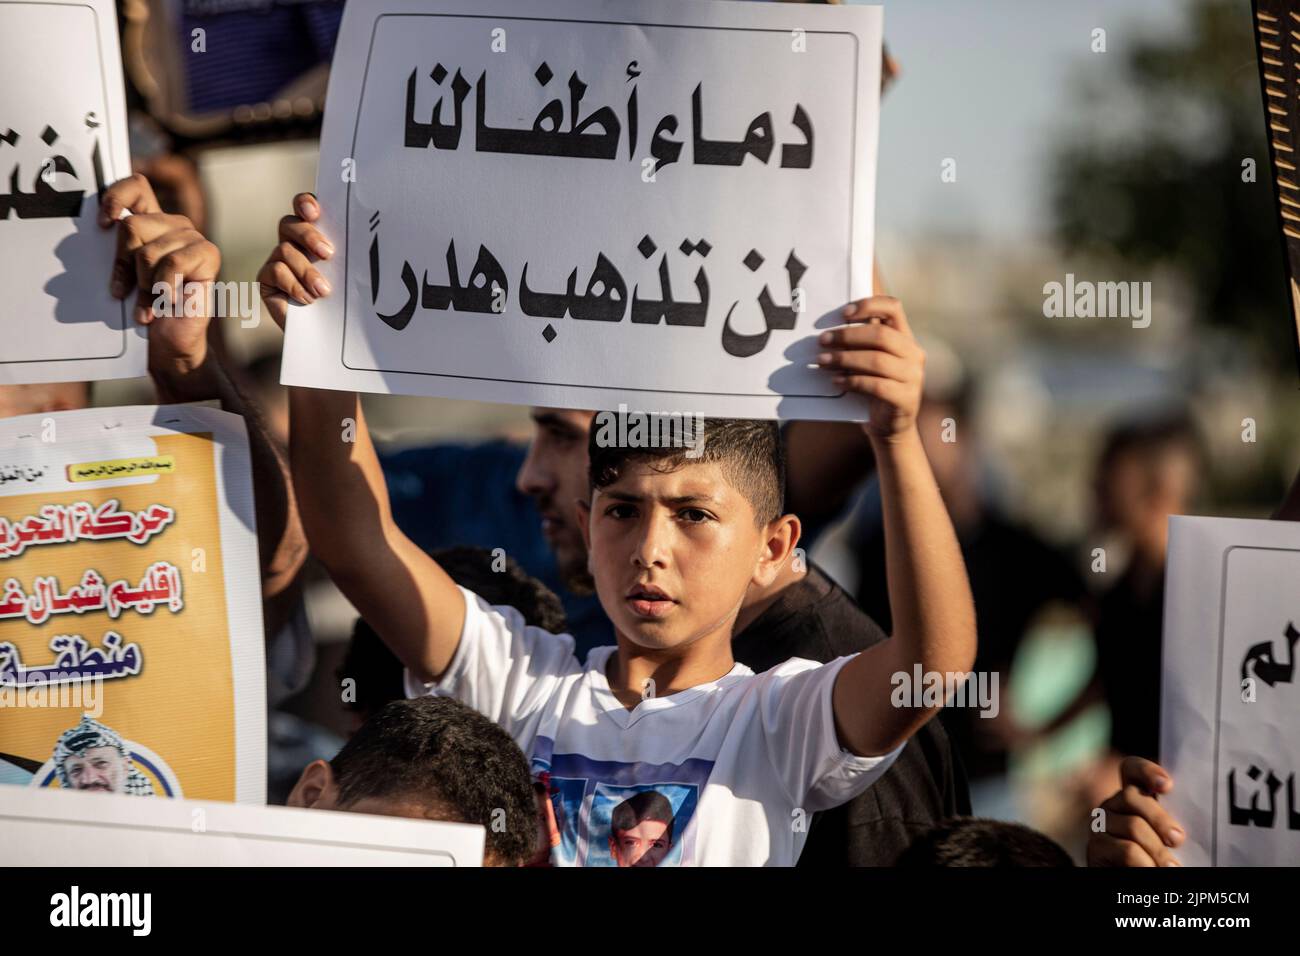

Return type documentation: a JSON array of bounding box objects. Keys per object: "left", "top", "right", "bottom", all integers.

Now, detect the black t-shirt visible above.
[
  {"left": 732, "top": 565, "right": 971, "bottom": 866},
  {"left": 1094, "top": 564, "right": 1164, "bottom": 761}
]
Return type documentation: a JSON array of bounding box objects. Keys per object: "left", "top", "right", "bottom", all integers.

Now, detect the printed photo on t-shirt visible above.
[
  {"left": 532, "top": 740, "right": 711, "bottom": 866},
  {"left": 592, "top": 784, "right": 697, "bottom": 868}
]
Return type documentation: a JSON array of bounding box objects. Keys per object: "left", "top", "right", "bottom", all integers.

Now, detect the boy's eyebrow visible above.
[
  {"left": 665, "top": 493, "right": 719, "bottom": 506},
  {"left": 602, "top": 489, "right": 721, "bottom": 506}
]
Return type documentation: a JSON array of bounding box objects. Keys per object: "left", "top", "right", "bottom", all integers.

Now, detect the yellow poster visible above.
[{"left": 0, "top": 405, "right": 264, "bottom": 803}]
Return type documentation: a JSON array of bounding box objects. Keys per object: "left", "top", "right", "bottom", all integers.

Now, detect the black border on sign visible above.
[
  {"left": 0, "top": 1, "right": 129, "bottom": 368},
  {"left": 339, "top": 13, "right": 860, "bottom": 400}
]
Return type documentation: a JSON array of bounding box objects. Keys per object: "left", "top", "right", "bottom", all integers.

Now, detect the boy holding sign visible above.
[{"left": 258, "top": 195, "right": 976, "bottom": 865}]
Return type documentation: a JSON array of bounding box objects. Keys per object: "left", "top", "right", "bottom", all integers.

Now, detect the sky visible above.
[{"left": 853, "top": 0, "right": 1191, "bottom": 241}]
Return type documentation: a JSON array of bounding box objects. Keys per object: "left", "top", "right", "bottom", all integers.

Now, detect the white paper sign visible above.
[
  {"left": 0, "top": 785, "right": 485, "bottom": 865},
  {"left": 0, "top": 0, "right": 142, "bottom": 385},
  {"left": 282, "top": 0, "right": 881, "bottom": 420},
  {"left": 1161, "top": 515, "right": 1300, "bottom": 866},
  {"left": 0, "top": 405, "right": 266, "bottom": 805}
]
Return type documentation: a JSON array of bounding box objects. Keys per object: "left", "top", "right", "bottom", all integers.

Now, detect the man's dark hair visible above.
[
  {"left": 1095, "top": 410, "right": 1204, "bottom": 480},
  {"left": 893, "top": 817, "right": 1074, "bottom": 867},
  {"left": 588, "top": 414, "right": 785, "bottom": 525},
  {"left": 329, "top": 696, "right": 539, "bottom": 866},
  {"left": 610, "top": 789, "right": 676, "bottom": 840},
  {"left": 339, "top": 545, "right": 568, "bottom": 717}
]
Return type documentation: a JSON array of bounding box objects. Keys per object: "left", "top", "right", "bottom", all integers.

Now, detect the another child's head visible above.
[
  {"left": 583, "top": 414, "right": 798, "bottom": 653},
  {"left": 894, "top": 817, "right": 1074, "bottom": 867},
  {"left": 608, "top": 790, "right": 676, "bottom": 867},
  {"left": 287, "top": 696, "right": 539, "bottom": 866}
]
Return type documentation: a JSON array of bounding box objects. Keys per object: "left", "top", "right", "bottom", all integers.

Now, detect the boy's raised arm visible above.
[
  {"left": 814, "top": 296, "right": 977, "bottom": 757},
  {"left": 264, "top": 194, "right": 465, "bottom": 682}
]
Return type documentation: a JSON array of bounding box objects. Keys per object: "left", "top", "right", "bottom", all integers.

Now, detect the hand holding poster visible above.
[
  {"left": 281, "top": 0, "right": 882, "bottom": 420},
  {"left": 1161, "top": 515, "right": 1300, "bottom": 865},
  {"left": 0, "top": 0, "right": 143, "bottom": 384},
  {"left": 0, "top": 405, "right": 265, "bottom": 804}
]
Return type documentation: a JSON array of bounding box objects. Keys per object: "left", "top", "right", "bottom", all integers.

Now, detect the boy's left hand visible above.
[{"left": 815, "top": 296, "right": 924, "bottom": 441}]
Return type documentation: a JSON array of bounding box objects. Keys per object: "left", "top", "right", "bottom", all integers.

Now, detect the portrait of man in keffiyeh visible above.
[{"left": 51, "top": 715, "right": 155, "bottom": 797}]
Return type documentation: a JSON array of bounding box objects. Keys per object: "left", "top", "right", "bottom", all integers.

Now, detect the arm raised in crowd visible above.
[
  {"left": 258, "top": 193, "right": 466, "bottom": 683},
  {"left": 100, "top": 174, "right": 307, "bottom": 637},
  {"left": 816, "top": 296, "right": 978, "bottom": 757}
]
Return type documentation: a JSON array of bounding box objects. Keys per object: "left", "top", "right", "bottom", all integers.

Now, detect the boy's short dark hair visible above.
[
  {"left": 588, "top": 415, "right": 785, "bottom": 525},
  {"left": 329, "top": 696, "right": 539, "bottom": 866},
  {"left": 610, "top": 789, "right": 676, "bottom": 839},
  {"left": 893, "top": 817, "right": 1074, "bottom": 867},
  {"left": 339, "top": 545, "right": 568, "bottom": 717}
]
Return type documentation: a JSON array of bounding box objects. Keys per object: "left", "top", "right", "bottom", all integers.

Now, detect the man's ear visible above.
[
  {"left": 753, "top": 514, "right": 801, "bottom": 588},
  {"left": 286, "top": 759, "right": 339, "bottom": 810}
]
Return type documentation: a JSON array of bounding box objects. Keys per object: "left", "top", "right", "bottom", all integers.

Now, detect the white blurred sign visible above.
[
  {"left": 1162, "top": 516, "right": 1300, "bottom": 865},
  {"left": 0, "top": 0, "right": 142, "bottom": 385},
  {"left": 0, "top": 785, "right": 485, "bottom": 866}
]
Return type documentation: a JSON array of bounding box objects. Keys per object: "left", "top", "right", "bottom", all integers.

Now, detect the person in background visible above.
[
  {"left": 1090, "top": 413, "right": 1203, "bottom": 769},
  {"left": 1089, "top": 454, "right": 1300, "bottom": 867},
  {"left": 850, "top": 376, "right": 1090, "bottom": 809}
]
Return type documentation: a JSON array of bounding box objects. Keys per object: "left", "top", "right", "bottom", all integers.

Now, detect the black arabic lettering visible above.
[
  {"left": 721, "top": 249, "right": 806, "bottom": 357},
  {"left": 1241, "top": 622, "right": 1300, "bottom": 688}
]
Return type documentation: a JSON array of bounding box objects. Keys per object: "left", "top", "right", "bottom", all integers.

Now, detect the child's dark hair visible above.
[
  {"left": 339, "top": 545, "right": 568, "bottom": 718},
  {"left": 894, "top": 817, "right": 1075, "bottom": 867},
  {"left": 329, "top": 696, "right": 539, "bottom": 866},
  {"left": 610, "top": 789, "right": 676, "bottom": 840},
  {"left": 430, "top": 546, "right": 568, "bottom": 632},
  {"left": 587, "top": 414, "right": 785, "bottom": 525}
]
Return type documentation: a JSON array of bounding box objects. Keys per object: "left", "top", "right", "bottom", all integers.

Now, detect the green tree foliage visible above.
[{"left": 1051, "top": 0, "right": 1292, "bottom": 369}]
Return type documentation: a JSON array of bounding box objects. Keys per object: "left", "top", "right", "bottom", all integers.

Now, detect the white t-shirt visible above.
[{"left": 405, "top": 587, "right": 902, "bottom": 866}]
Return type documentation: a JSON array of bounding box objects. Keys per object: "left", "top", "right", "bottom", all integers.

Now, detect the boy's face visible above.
[
  {"left": 581, "top": 459, "right": 786, "bottom": 652},
  {"left": 609, "top": 820, "right": 673, "bottom": 867}
]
